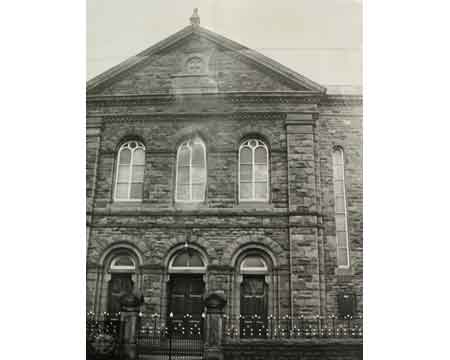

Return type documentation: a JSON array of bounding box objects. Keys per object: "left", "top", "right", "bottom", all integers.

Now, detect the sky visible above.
[{"left": 87, "top": 0, "right": 362, "bottom": 88}]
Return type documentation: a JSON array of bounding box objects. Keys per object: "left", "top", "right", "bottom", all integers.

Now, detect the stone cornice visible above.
[
  {"left": 96, "top": 112, "right": 287, "bottom": 123},
  {"left": 86, "top": 92, "right": 322, "bottom": 108},
  {"left": 87, "top": 93, "right": 176, "bottom": 106},
  {"left": 320, "top": 94, "right": 363, "bottom": 106}
]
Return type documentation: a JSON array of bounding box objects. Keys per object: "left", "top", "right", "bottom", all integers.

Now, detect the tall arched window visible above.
[
  {"left": 332, "top": 147, "right": 350, "bottom": 268},
  {"left": 239, "top": 139, "right": 269, "bottom": 202},
  {"left": 114, "top": 141, "right": 145, "bottom": 201},
  {"left": 176, "top": 138, "right": 206, "bottom": 202}
]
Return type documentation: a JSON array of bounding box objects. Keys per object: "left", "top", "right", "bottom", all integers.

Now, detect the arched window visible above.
[
  {"left": 114, "top": 141, "right": 145, "bottom": 201},
  {"left": 332, "top": 147, "right": 350, "bottom": 268},
  {"left": 240, "top": 255, "right": 268, "bottom": 274},
  {"left": 168, "top": 248, "right": 206, "bottom": 273},
  {"left": 110, "top": 255, "right": 136, "bottom": 272},
  {"left": 176, "top": 138, "right": 206, "bottom": 202},
  {"left": 239, "top": 139, "right": 269, "bottom": 201}
]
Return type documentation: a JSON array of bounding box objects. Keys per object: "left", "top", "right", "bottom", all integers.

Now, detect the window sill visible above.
[
  {"left": 237, "top": 202, "right": 272, "bottom": 209},
  {"left": 109, "top": 201, "right": 144, "bottom": 211},
  {"left": 174, "top": 202, "right": 208, "bottom": 210},
  {"left": 335, "top": 266, "right": 353, "bottom": 276}
]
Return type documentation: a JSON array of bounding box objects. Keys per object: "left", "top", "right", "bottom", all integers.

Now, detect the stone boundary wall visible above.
[{"left": 223, "top": 339, "right": 362, "bottom": 360}]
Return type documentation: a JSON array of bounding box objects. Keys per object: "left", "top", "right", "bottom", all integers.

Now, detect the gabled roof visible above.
[{"left": 87, "top": 20, "right": 326, "bottom": 94}]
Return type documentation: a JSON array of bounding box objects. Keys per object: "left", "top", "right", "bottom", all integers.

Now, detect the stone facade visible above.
[{"left": 86, "top": 20, "right": 362, "bottom": 321}]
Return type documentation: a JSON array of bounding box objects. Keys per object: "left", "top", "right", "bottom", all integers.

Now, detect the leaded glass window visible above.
[
  {"left": 176, "top": 138, "right": 206, "bottom": 202},
  {"left": 239, "top": 139, "right": 269, "bottom": 201},
  {"left": 115, "top": 141, "right": 145, "bottom": 201}
]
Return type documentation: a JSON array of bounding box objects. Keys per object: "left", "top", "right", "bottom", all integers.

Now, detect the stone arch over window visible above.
[
  {"left": 239, "top": 138, "right": 270, "bottom": 202},
  {"left": 175, "top": 137, "right": 207, "bottom": 202},
  {"left": 224, "top": 235, "right": 284, "bottom": 267},
  {"left": 166, "top": 244, "right": 208, "bottom": 274},
  {"left": 114, "top": 140, "right": 145, "bottom": 201},
  {"left": 168, "top": 248, "right": 207, "bottom": 274},
  {"left": 234, "top": 126, "right": 279, "bottom": 152}
]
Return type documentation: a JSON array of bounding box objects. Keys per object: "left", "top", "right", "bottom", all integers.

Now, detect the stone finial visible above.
[{"left": 190, "top": 8, "right": 200, "bottom": 26}]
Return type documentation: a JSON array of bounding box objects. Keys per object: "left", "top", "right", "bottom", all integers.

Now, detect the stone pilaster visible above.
[
  {"left": 120, "top": 293, "right": 143, "bottom": 360},
  {"left": 286, "top": 113, "right": 322, "bottom": 316},
  {"left": 204, "top": 291, "right": 227, "bottom": 360}
]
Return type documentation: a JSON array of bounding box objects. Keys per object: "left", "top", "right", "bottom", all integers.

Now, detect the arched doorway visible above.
[
  {"left": 107, "top": 253, "right": 137, "bottom": 314},
  {"left": 167, "top": 247, "right": 207, "bottom": 329},
  {"left": 239, "top": 254, "right": 269, "bottom": 338}
]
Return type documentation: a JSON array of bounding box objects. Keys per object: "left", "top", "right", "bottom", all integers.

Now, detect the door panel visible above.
[
  {"left": 168, "top": 275, "right": 205, "bottom": 338},
  {"left": 108, "top": 274, "right": 134, "bottom": 315},
  {"left": 240, "top": 275, "right": 268, "bottom": 338},
  {"left": 168, "top": 276, "right": 204, "bottom": 319}
]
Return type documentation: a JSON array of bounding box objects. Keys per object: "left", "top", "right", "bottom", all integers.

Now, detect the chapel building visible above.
[{"left": 86, "top": 10, "right": 363, "bottom": 326}]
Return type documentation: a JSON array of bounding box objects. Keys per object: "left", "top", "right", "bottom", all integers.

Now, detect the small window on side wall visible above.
[
  {"left": 239, "top": 139, "right": 269, "bottom": 202},
  {"left": 114, "top": 141, "right": 145, "bottom": 201},
  {"left": 176, "top": 138, "right": 206, "bottom": 202}
]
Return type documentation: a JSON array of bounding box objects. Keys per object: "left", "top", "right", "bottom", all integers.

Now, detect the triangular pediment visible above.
[{"left": 87, "top": 25, "right": 325, "bottom": 95}]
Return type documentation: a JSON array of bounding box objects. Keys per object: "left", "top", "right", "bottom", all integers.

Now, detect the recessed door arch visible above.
[
  {"left": 94, "top": 244, "right": 143, "bottom": 315},
  {"left": 166, "top": 247, "right": 207, "bottom": 330}
]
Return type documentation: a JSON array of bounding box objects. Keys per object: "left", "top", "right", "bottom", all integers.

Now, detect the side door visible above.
[{"left": 240, "top": 275, "right": 268, "bottom": 338}]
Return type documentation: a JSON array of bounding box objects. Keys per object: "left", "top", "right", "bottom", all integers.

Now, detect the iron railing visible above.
[
  {"left": 137, "top": 313, "right": 204, "bottom": 359},
  {"left": 223, "top": 314, "right": 363, "bottom": 340}
]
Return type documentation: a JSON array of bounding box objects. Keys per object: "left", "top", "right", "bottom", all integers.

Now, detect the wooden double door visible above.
[{"left": 168, "top": 275, "right": 205, "bottom": 335}]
